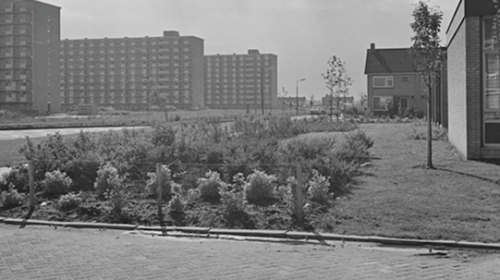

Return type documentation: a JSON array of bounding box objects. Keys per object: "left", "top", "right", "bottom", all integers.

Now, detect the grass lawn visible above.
[{"left": 323, "top": 122, "right": 500, "bottom": 243}]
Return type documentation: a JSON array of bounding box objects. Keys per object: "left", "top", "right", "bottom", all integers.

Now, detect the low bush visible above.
[
  {"left": 244, "top": 170, "right": 277, "bottom": 204},
  {"left": 219, "top": 182, "right": 246, "bottom": 218},
  {"left": 168, "top": 195, "right": 185, "bottom": 214},
  {"left": 58, "top": 192, "right": 82, "bottom": 211},
  {"left": 197, "top": 170, "right": 226, "bottom": 202},
  {"left": 145, "top": 165, "right": 172, "bottom": 199},
  {"left": 94, "top": 163, "right": 120, "bottom": 199},
  {"left": 40, "top": 170, "right": 72, "bottom": 196},
  {"left": 335, "top": 130, "right": 373, "bottom": 165},
  {"left": 315, "top": 158, "right": 358, "bottom": 196},
  {"left": 0, "top": 165, "right": 29, "bottom": 193},
  {"left": 307, "top": 170, "right": 331, "bottom": 204},
  {"left": 103, "top": 174, "right": 127, "bottom": 216},
  {"left": 0, "top": 185, "right": 24, "bottom": 208}
]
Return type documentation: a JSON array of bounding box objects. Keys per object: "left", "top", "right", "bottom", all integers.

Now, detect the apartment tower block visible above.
[
  {"left": 60, "top": 31, "right": 204, "bottom": 111},
  {"left": 0, "top": 0, "right": 60, "bottom": 114},
  {"left": 204, "top": 50, "right": 277, "bottom": 109}
]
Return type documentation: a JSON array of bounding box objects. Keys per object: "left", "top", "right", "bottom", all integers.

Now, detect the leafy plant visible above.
[
  {"left": 168, "top": 195, "right": 185, "bottom": 214},
  {"left": 219, "top": 180, "right": 246, "bottom": 217},
  {"left": 244, "top": 170, "right": 277, "bottom": 204},
  {"left": 40, "top": 170, "right": 72, "bottom": 196},
  {"left": 94, "top": 163, "right": 120, "bottom": 199},
  {"left": 145, "top": 165, "right": 172, "bottom": 199},
  {"left": 58, "top": 192, "right": 83, "bottom": 211},
  {"left": 0, "top": 184, "right": 24, "bottom": 208},
  {"left": 307, "top": 170, "right": 331, "bottom": 204},
  {"left": 103, "top": 173, "right": 127, "bottom": 216},
  {"left": 0, "top": 165, "right": 29, "bottom": 193},
  {"left": 197, "top": 170, "right": 226, "bottom": 202},
  {"left": 335, "top": 130, "right": 373, "bottom": 165}
]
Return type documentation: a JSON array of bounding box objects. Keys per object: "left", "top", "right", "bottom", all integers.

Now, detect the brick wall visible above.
[
  {"left": 465, "top": 17, "right": 482, "bottom": 159},
  {"left": 447, "top": 17, "right": 468, "bottom": 158},
  {"left": 448, "top": 16, "right": 483, "bottom": 159}
]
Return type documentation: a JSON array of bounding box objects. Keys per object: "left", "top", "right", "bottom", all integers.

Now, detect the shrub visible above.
[
  {"left": 0, "top": 165, "right": 29, "bottom": 193},
  {"left": 40, "top": 170, "right": 72, "bottom": 196},
  {"left": 151, "top": 123, "right": 176, "bottom": 146},
  {"left": 307, "top": 170, "right": 331, "bottom": 204},
  {"left": 103, "top": 174, "right": 127, "bottom": 216},
  {"left": 0, "top": 185, "right": 24, "bottom": 208},
  {"left": 197, "top": 170, "right": 226, "bottom": 202},
  {"left": 58, "top": 192, "right": 82, "bottom": 211},
  {"left": 219, "top": 182, "right": 246, "bottom": 217},
  {"left": 94, "top": 163, "right": 120, "bottom": 199},
  {"left": 168, "top": 195, "right": 185, "bottom": 214},
  {"left": 315, "top": 158, "right": 358, "bottom": 196},
  {"left": 244, "top": 170, "right": 277, "bottom": 204},
  {"left": 334, "top": 130, "right": 373, "bottom": 165},
  {"left": 185, "top": 188, "right": 201, "bottom": 205},
  {"left": 145, "top": 165, "right": 172, "bottom": 199}
]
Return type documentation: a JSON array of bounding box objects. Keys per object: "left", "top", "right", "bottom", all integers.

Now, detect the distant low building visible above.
[
  {"left": 277, "top": 96, "right": 306, "bottom": 109},
  {"left": 321, "top": 95, "right": 354, "bottom": 109}
]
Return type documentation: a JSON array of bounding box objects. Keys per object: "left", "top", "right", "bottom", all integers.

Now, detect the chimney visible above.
[{"left": 370, "top": 43, "right": 375, "bottom": 50}]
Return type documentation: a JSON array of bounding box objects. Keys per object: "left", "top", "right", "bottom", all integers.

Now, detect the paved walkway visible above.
[{"left": 1, "top": 224, "right": 500, "bottom": 280}]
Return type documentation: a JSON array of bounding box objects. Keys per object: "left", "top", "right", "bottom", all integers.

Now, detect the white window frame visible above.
[{"left": 373, "top": 76, "right": 394, "bottom": 88}]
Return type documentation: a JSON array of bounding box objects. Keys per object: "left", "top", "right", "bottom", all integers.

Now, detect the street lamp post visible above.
[{"left": 296, "top": 78, "right": 306, "bottom": 115}]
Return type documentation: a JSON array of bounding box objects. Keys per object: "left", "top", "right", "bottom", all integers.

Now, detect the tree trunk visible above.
[{"left": 427, "top": 83, "right": 433, "bottom": 169}]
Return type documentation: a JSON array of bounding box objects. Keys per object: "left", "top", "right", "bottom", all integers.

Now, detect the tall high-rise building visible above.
[
  {"left": 0, "top": 0, "right": 61, "bottom": 114},
  {"left": 60, "top": 31, "right": 204, "bottom": 111},
  {"left": 204, "top": 50, "right": 277, "bottom": 109}
]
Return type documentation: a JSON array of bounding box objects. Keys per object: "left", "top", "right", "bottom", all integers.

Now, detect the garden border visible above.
[{"left": 2, "top": 217, "right": 500, "bottom": 251}]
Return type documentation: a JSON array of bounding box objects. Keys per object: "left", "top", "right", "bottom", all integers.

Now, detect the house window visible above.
[
  {"left": 373, "top": 76, "right": 393, "bottom": 88},
  {"left": 373, "top": 96, "right": 393, "bottom": 111},
  {"left": 401, "top": 76, "right": 409, "bottom": 82}
]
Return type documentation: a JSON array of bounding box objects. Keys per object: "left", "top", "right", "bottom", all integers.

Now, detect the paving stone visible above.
[{"left": 1, "top": 223, "right": 500, "bottom": 279}]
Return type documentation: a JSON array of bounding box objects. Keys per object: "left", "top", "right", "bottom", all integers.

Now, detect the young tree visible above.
[
  {"left": 322, "top": 56, "right": 352, "bottom": 121},
  {"left": 410, "top": 1, "right": 444, "bottom": 169}
]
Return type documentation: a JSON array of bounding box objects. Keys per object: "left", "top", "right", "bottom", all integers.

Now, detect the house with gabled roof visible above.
[{"left": 364, "top": 43, "right": 447, "bottom": 126}]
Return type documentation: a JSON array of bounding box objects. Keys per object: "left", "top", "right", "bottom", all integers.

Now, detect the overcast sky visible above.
[{"left": 43, "top": 0, "right": 457, "bottom": 101}]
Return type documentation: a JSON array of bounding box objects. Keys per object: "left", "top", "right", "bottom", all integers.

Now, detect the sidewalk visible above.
[{"left": 1, "top": 223, "right": 500, "bottom": 280}]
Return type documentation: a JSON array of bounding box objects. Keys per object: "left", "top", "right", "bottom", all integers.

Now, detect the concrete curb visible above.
[{"left": 2, "top": 216, "right": 500, "bottom": 250}]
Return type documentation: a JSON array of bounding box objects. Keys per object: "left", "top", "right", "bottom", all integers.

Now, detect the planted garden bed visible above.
[{"left": 0, "top": 116, "right": 371, "bottom": 231}]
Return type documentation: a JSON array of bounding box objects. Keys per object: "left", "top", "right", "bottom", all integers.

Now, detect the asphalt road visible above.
[{"left": 0, "top": 126, "right": 147, "bottom": 141}]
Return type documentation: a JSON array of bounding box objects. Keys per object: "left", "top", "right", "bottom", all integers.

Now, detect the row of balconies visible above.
[
  {"left": 0, "top": 91, "right": 29, "bottom": 103},
  {"left": 61, "top": 39, "right": 194, "bottom": 49},
  {"left": 0, "top": 36, "right": 32, "bottom": 47},
  {"left": 61, "top": 62, "right": 192, "bottom": 69},
  {"left": 61, "top": 74, "right": 192, "bottom": 81},
  {"left": 60, "top": 47, "right": 193, "bottom": 55},
  {"left": 0, "top": 26, "right": 31, "bottom": 36},
  {"left": 1, "top": 3, "right": 29, "bottom": 13},
  {"left": 60, "top": 86, "right": 193, "bottom": 92},
  {"left": 2, "top": 14, "right": 32, "bottom": 25},
  {"left": 61, "top": 57, "right": 193, "bottom": 64},
  {"left": 0, "top": 69, "right": 30, "bottom": 79}
]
